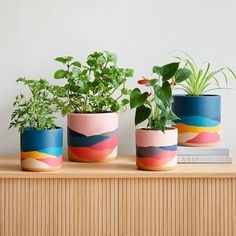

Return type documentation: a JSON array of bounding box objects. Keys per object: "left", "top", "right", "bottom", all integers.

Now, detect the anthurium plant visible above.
[
  {"left": 9, "top": 78, "right": 60, "bottom": 133},
  {"left": 175, "top": 54, "right": 236, "bottom": 96},
  {"left": 130, "top": 63, "right": 191, "bottom": 132},
  {"left": 53, "top": 51, "right": 133, "bottom": 115}
]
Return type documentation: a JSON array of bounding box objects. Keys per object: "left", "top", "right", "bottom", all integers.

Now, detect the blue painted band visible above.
[
  {"left": 21, "top": 127, "right": 63, "bottom": 152},
  {"left": 67, "top": 128, "right": 118, "bottom": 147},
  {"left": 172, "top": 94, "right": 221, "bottom": 120}
]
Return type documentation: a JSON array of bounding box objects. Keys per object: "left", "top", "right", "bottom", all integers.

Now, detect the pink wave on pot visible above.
[
  {"left": 88, "top": 135, "right": 118, "bottom": 150},
  {"left": 39, "top": 156, "right": 62, "bottom": 167},
  {"left": 186, "top": 132, "right": 220, "bottom": 144}
]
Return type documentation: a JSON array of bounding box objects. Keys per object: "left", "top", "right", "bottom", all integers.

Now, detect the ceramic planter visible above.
[
  {"left": 67, "top": 112, "right": 118, "bottom": 162},
  {"left": 20, "top": 127, "right": 63, "bottom": 171},
  {"left": 136, "top": 128, "right": 177, "bottom": 171},
  {"left": 172, "top": 95, "right": 221, "bottom": 147}
]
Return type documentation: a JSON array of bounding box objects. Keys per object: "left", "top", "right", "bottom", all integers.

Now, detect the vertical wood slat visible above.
[
  {"left": 118, "top": 178, "right": 236, "bottom": 236},
  {"left": 0, "top": 178, "right": 235, "bottom": 236}
]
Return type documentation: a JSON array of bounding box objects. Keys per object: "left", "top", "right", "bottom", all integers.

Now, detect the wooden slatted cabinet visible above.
[{"left": 0, "top": 155, "right": 235, "bottom": 236}]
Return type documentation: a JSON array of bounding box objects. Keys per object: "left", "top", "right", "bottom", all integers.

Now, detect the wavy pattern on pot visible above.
[
  {"left": 172, "top": 95, "right": 221, "bottom": 146},
  {"left": 136, "top": 128, "right": 177, "bottom": 171},
  {"left": 67, "top": 113, "right": 118, "bottom": 162},
  {"left": 21, "top": 128, "right": 63, "bottom": 171}
]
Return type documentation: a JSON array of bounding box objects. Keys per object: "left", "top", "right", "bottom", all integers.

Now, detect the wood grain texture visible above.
[{"left": 0, "top": 156, "right": 236, "bottom": 236}]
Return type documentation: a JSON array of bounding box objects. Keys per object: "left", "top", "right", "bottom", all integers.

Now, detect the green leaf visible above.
[
  {"left": 125, "top": 68, "right": 134, "bottom": 77},
  {"left": 168, "top": 110, "right": 179, "bottom": 121},
  {"left": 135, "top": 105, "right": 151, "bottom": 126},
  {"left": 121, "top": 88, "right": 129, "bottom": 95},
  {"left": 152, "top": 66, "right": 162, "bottom": 75},
  {"left": 97, "top": 55, "right": 106, "bottom": 65},
  {"left": 158, "top": 116, "right": 167, "bottom": 132},
  {"left": 153, "top": 85, "right": 165, "bottom": 109},
  {"left": 175, "top": 68, "right": 191, "bottom": 83},
  {"left": 54, "top": 70, "right": 67, "bottom": 79},
  {"left": 66, "top": 56, "right": 73, "bottom": 62},
  {"left": 109, "top": 53, "right": 118, "bottom": 64},
  {"left": 121, "top": 98, "right": 129, "bottom": 106},
  {"left": 55, "top": 57, "right": 67, "bottom": 64},
  {"left": 149, "top": 79, "right": 158, "bottom": 86},
  {"left": 154, "top": 82, "right": 172, "bottom": 107},
  {"left": 111, "top": 101, "right": 120, "bottom": 111},
  {"left": 162, "top": 81, "right": 172, "bottom": 102},
  {"left": 71, "top": 61, "right": 81, "bottom": 67},
  {"left": 153, "top": 84, "right": 161, "bottom": 93},
  {"left": 161, "top": 62, "right": 180, "bottom": 81},
  {"left": 130, "top": 88, "right": 148, "bottom": 109}
]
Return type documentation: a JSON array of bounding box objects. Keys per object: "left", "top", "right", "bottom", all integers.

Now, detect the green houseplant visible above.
[
  {"left": 172, "top": 54, "right": 236, "bottom": 147},
  {"left": 9, "top": 78, "right": 63, "bottom": 171},
  {"left": 53, "top": 51, "right": 133, "bottom": 162},
  {"left": 130, "top": 62, "right": 191, "bottom": 170}
]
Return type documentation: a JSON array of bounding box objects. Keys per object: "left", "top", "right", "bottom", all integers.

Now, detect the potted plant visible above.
[
  {"left": 130, "top": 62, "right": 191, "bottom": 170},
  {"left": 172, "top": 54, "right": 236, "bottom": 147},
  {"left": 9, "top": 78, "right": 63, "bottom": 171},
  {"left": 53, "top": 51, "right": 133, "bottom": 162}
]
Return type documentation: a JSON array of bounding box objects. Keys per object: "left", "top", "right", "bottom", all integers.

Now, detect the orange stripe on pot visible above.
[
  {"left": 174, "top": 123, "right": 221, "bottom": 133},
  {"left": 68, "top": 146, "right": 117, "bottom": 161},
  {"left": 21, "top": 151, "right": 57, "bottom": 160}
]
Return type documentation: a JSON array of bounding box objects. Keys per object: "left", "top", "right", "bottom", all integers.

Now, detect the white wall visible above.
[{"left": 0, "top": 0, "right": 236, "bottom": 155}]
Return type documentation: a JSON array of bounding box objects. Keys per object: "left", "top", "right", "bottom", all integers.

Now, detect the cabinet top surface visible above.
[{"left": 0, "top": 155, "right": 235, "bottom": 178}]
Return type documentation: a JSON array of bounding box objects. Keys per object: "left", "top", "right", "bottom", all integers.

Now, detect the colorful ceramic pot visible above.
[
  {"left": 67, "top": 113, "right": 118, "bottom": 162},
  {"left": 20, "top": 127, "right": 63, "bottom": 171},
  {"left": 136, "top": 128, "right": 177, "bottom": 171},
  {"left": 172, "top": 95, "right": 221, "bottom": 147}
]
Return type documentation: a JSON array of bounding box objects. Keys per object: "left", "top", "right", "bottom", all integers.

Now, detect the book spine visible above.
[
  {"left": 177, "top": 149, "right": 230, "bottom": 156},
  {"left": 177, "top": 155, "right": 232, "bottom": 164}
]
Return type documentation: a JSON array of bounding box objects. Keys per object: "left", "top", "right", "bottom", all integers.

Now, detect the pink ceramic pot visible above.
[
  {"left": 136, "top": 128, "right": 177, "bottom": 171},
  {"left": 67, "top": 112, "right": 118, "bottom": 162}
]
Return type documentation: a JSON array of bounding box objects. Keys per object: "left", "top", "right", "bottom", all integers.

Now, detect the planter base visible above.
[
  {"left": 68, "top": 146, "right": 117, "bottom": 163},
  {"left": 68, "top": 156, "right": 117, "bottom": 163},
  {"left": 21, "top": 165, "right": 62, "bottom": 172},
  {"left": 136, "top": 157, "right": 177, "bottom": 171},
  {"left": 178, "top": 141, "right": 220, "bottom": 147}
]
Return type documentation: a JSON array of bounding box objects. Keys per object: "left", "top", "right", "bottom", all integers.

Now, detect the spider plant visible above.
[{"left": 175, "top": 54, "right": 236, "bottom": 96}]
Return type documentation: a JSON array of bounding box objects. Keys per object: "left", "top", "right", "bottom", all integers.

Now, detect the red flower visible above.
[
  {"left": 138, "top": 77, "right": 149, "bottom": 85},
  {"left": 169, "top": 81, "right": 176, "bottom": 86},
  {"left": 146, "top": 92, "right": 152, "bottom": 97}
]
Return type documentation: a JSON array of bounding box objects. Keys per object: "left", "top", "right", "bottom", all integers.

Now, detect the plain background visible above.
[{"left": 0, "top": 0, "right": 235, "bottom": 155}]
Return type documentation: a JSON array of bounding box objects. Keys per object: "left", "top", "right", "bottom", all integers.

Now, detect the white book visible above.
[
  {"left": 177, "top": 146, "right": 230, "bottom": 157},
  {"left": 177, "top": 155, "right": 232, "bottom": 164}
]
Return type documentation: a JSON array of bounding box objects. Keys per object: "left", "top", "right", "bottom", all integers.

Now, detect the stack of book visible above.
[{"left": 177, "top": 146, "right": 232, "bottom": 164}]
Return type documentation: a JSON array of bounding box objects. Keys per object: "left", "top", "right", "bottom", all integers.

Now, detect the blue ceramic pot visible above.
[
  {"left": 172, "top": 95, "right": 221, "bottom": 147},
  {"left": 20, "top": 127, "right": 63, "bottom": 171}
]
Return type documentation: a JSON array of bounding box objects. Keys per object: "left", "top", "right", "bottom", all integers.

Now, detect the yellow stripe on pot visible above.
[
  {"left": 21, "top": 151, "right": 57, "bottom": 160},
  {"left": 174, "top": 123, "right": 221, "bottom": 133}
]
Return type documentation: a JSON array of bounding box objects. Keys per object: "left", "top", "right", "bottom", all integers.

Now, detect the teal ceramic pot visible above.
[
  {"left": 172, "top": 95, "right": 221, "bottom": 147},
  {"left": 20, "top": 127, "right": 63, "bottom": 171}
]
